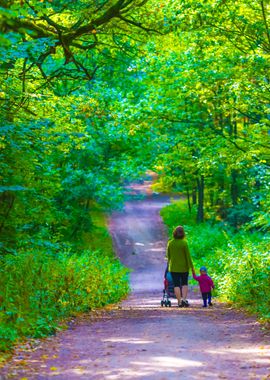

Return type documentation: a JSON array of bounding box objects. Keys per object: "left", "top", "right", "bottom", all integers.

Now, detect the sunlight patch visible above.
[
  {"left": 131, "top": 356, "right": 203, "bottom": 370},
  {"left": 102, "top": 337, "right": 154, "bottom": 344},
  {"left": 207, "top": 346, "right": 270, "bottom": 355}
]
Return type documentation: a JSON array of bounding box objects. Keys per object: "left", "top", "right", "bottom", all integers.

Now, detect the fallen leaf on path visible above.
[
  {"left": 50, "top": 366, "right": 58, "bottom": 371},
  {"left": 16, "top": 360, "right": 27, "bottom": 366}
]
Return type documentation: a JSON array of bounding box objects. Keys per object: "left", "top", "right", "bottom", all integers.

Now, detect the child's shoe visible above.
[
  {"left": 182, "top": 300, "right": 189, "bottom": 307},
  {"left": 208, "top": 302, "right": 213, "bottom": 306}
]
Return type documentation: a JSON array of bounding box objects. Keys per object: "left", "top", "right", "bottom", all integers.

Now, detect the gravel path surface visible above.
[{"left": 1, "top": 182, "right": 269, "bottom": 379}]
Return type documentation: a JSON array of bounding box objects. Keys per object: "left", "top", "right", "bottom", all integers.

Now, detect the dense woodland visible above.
[{"left": 0, "top": 0, "right": 269, "bottom": 350}]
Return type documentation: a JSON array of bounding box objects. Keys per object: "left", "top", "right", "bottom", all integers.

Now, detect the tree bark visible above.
[
  {"left": 231, "top": 169, "right": 238, "bottom": 206},
  {"left": 192, "top": 188, "right": 197, "bottom": 205},
  {"left": 186, "top": 187, "right": 191, "bottom": 213},
  {"left": 196, "top": 175, "right": 204, "bottom": 223}
]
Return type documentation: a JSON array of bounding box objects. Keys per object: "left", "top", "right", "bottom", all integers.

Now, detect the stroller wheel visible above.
[
  {"left": 168, "top": 300, "right": 171, "bottom": 307},
  {"left": 161, "top": 300, "right": 164, "bottom": 307}
]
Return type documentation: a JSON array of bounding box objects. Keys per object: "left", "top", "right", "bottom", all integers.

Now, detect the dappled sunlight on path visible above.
[{"left": 2, "top": 290, "right": 269, "bottom": 380}]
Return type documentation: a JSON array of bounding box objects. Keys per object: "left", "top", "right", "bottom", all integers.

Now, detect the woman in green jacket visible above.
[{"left": 166, "top": 225, "right": 194, "bottom": 307}]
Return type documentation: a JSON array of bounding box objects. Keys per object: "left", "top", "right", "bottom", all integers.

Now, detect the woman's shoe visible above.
[{"left": 182, "top": 300, "right": 189, "bottom": 307}]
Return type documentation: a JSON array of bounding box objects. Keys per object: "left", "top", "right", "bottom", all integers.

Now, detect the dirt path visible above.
[{"left": 1, "top": 182, "right": 270, "bottom": 380}]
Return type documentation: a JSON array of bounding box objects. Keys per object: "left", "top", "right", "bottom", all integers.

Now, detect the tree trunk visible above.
[
  {"left": 231, "top": 169, "right": 238, "bottom": 206},
  {"left": 196, "top": 175, "right": 204, "bottom": 223},
  {"left": 187, "top": 187, "right": 192, "bottom": 213},
  {"left": 192, "top": 188, "right": 197, "bottom": 205}
]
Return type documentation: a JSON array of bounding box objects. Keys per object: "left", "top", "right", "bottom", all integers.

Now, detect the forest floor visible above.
[{"left": 1, "top": 181, "right": 270, "bottom": 380}]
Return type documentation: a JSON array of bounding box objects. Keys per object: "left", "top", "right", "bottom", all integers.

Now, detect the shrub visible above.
[
  {"left": 0, "top": 249, "right": 129, "bottom": 351},
  {"left": 213, "top": 236, "right": 270, "bottom": 318}
]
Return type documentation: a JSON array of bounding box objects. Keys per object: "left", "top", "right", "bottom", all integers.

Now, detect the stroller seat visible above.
[{"left": 161, "top": 265, "right": 175, "bottom": 307}]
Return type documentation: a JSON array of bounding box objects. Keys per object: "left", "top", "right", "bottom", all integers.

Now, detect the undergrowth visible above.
[{"left": 0, "top": 211, "right": 129, "bottom": 352}]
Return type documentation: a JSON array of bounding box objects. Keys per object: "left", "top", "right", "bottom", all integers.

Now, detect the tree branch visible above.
[
  {"left": 118, "top": 14, "right": 162, "bottom": 34},
  {"left": 260, "top": 0, "right": 270, "bottom": 47}
]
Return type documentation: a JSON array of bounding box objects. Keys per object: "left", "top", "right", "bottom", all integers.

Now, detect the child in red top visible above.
[{"left": 192, "top": 266, "right": 214, "bottom": 307}]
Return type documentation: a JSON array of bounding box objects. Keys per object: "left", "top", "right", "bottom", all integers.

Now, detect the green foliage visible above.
[
  {"left": 126, "top": 0, "right": 270, "bottom": 228},
  {"left": 212, "top": 236, "right": 270, "bottom": 319},
  {"left": 80, "top": 208, "right": 115, "bottom": 256},
  {"left": 0, "top": 325, "right": 18, "bottom": 352},
  {"left": 0, "top": 0, "right": 160, "bottom": 253},
  {"left": 1, "top": 0, "right": 269, "bottom": 245},
  {"left": 0, "top": 247, "right": 129, "bottom": 351},
  {"left": 160, "top": 198, "right": 198, "bottom": 231},
  {"left": 161, "top": 200, "right": 270, "bottom": 321}
]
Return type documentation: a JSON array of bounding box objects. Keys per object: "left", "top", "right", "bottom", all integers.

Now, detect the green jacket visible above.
[{"left": 166, "top": 238, "right": 193, "bottom": 272}]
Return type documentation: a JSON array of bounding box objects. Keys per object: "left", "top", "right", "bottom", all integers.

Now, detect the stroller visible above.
[{"left": 161, "top": 265, "right": 176, "bottom": 307}]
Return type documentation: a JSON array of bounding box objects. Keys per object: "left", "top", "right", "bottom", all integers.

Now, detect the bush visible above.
[
  {"left": 213, "top": 236, "right": 270, "bottom": 318},
  {"left": 0, "top": 249, "right": 129, "bottom": 351},
  {"left": 160, "top": 199, "right": 197, "bottom": 233}
]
